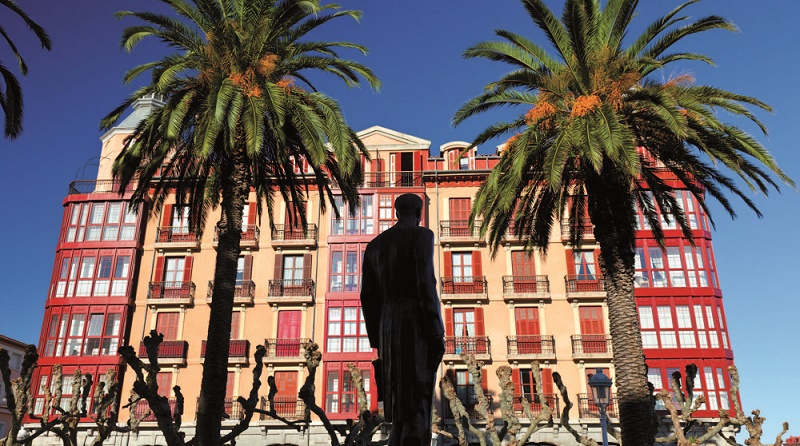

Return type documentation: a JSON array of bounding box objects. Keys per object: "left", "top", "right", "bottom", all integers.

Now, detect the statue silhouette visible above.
[{"left": 361, "top": 193, "right": 445, "bottom": 446}]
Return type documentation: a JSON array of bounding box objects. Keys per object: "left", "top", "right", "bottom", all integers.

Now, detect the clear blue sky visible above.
[{"left": 1, "top": 0, "right": 797, "bottom": 439}]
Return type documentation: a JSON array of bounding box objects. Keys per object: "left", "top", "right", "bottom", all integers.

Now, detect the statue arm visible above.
[
  {"left": 360, "top": 245, "right": 381, "bottom": 348},
  {"left": 415, "top": 229, "right": 445, "bottom": 339}
]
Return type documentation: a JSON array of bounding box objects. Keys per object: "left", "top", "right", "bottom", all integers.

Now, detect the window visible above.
[
  {"left": 10, "top": 352, "right": 22, "bottom": 370},
  {"left": 378, "top": 194, "right": 396, "bottom": 232},
  {"left": 326, "top": 306, "right": 370, "bottom": 354},
  {"left": 331, "top": 194, "right": 375, "bottom": 236},
  {"left": 452, "top": 253, "right": 473, "bottom": 282},
  {"left": 65, "top": 314, "right": 86, "bottom": 356},
  {"left": 573, "top": 251, "right": 596, "bottom": 279},
  {"left": 578, "top": 306, "right": 607, "bottom": 353},
  {"left": 282, "top": 255, "right": 304, "bottom": 282},
  {"left": 156, "top": 312, "right": 180, "bottom": 340},
  {"left": 445, "top": 308, "right": 487, "bottom": 354},
  {"left": 514, "top": 368, "right": 553, "bottom": 402},
  {"left": 449, "top": 198, "right": 471, "bottom": 235},
  {"left": 324, "top": 363, "right": 374, "bottom": 417},
  {"left": 328, "top": 245, "right": 365, "bottom": 293},
  {"left": 444, "top": 251, "right": 484, "bottom": 293},
  {"left": 54, "top": 251, "right": 133, "bottom": 298},
  {"left": 64, "top": 201, "right": 137, "bottom": 243},
  {"left": 164, "top": 257, "right": 185, "bottom": 285}
]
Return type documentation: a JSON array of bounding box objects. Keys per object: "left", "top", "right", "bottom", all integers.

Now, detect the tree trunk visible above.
[
  {"left": 586, "top": 167, "right": 657, "bottom": 446},
  {"left": 195, "top": 145, "right": 250, "bottom": 446}
]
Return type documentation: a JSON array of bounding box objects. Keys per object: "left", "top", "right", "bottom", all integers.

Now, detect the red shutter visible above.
[
  {"left": 162, "top": 204, "right": 173, "bottom": 227},
  {"left": 243, "top": 255, "right": 253, "bottom": 281},
  {"left": 512, "top": 369, "right": 522, "bottom": 394},
  {"left": 231, "top": 312, "right": 241, "bottom": 340},
  {"left": 225, "top": 371, "right": 235, "bottom": 398},
  {"left": 274, "top": 254, "right": 283, "bottom": 280},
  {"left": 277, "top": 310, "right": 302, "bottom": 339},
  {"left": 474, "top": 307, "right": 485, "bottom": 336},
  {"left": 472, "top": 251, "right": 482, "bottom": 286},
  {"left": 515, "top": 308, "right": 540, "bottom": 335},
  {"left": 444, "top": 252, "right": 453, "bottom": 279},
  {"left": 565, "top": 249, "right": 576, "bottom": 275},
  {"left": 247, "top": 203, "right": 257, "bottom": 226},
  {"left": 444, "top": 308, "right": 453, "bottom": 336},
  {"left": 445, "top": 368, "right": 456, "bottom": 385},
  {"left": 541, "top": 369, "right": 554, "bottom": 395},
  {"left": 156, "top": 372, "right": 172, "bottom": 397},
  {"left": 154, "top": 256, "right": 165, "bottom": 282},
  {"left": 481, "top": 368, "right": 488, "bottom": 393},
  {"left": 302, "top": 254, "right": 312, "bottom": 279},
  {"left": 274, "top": 371, "right": 298, "bottom": 398},
  {"left": 156, "top": 312, "right": 179, "bottom": 340},
  {"left": 183, "top": 256, "right": 193, "bottom": 282},
  {"left": 579, "top": 306, "right": 604, "bottom": 334},
  {"left": 413, "top": 151, "right": 421, "bottom": 172}
]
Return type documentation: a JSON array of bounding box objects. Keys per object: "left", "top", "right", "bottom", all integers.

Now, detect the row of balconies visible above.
[
  {"left": 137, "top": 334, "right": 612, "bottom": 369},
  {"left": 146, "top": 275, "right": 606, "bottom": 308},
  {"left": 136, "top": 338, "right": 313, "bottom": 367},
  {"left": 153, "top": 224, "right": 319, "bottom": 251},
  {"left": 131, "top": 396, "right": 307, "bottom": 422},
  {"left": 147, "top": 279, "right": 315, "bottom": 307},
  {"left": 440, "top": 219, "right": 594, "bottom": 245}
]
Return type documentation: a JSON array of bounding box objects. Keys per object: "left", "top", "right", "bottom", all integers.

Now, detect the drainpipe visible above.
[{"left": 311, "top": 198, "right": 322, "bottom": 342}]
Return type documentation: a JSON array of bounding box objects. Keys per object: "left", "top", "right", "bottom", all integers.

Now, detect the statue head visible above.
[{"left": 395, "top": 193, "right": 422, "bottom": 224}]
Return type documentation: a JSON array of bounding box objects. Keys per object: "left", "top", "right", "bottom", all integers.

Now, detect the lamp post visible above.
[{"left": 588, "top": 367, "right": 612, "bottom": 446}]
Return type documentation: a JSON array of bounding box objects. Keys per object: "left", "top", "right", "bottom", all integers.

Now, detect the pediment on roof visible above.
[{"left": 356, "top": 126, "right": 431, "bottom": 148}]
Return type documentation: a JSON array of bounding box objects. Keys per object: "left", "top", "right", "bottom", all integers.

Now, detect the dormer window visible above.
[{"left": 459, "top": 156, "right": 469, "bottom": 170}]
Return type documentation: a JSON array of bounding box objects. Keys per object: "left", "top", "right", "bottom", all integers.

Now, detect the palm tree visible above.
[
  {"left": 454, "top": 0, "right": 791, "bottom": 443},
  {"left": 0, "top": 0, "right": 51, "bottom": 139},
  {"left": 101, "top": 1, "right": 378, "bottom": 444}
]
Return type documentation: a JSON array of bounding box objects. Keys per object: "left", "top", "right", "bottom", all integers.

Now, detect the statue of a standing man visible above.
[{"left": 361, "top": 193, "right": 445, "bottom": 446}]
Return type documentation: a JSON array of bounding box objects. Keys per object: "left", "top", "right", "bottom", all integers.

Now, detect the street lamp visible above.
[{"left": 588, "top": 367, "right": 612, "bottom": 446}]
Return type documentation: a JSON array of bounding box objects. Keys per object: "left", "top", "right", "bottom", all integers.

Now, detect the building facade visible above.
[
  {"left": 27, "top": 111, "right": 736, "bottom": 444},
  {"left": 1, "top": 334, "right": 29, "bottom": 438}
]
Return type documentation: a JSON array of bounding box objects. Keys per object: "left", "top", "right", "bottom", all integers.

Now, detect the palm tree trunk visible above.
[
  {"left": 195, "top": 146, "right": 250, "bottom": 446},
  {"left": 586, "top": 168, "right": 657, "bottom": 446}
]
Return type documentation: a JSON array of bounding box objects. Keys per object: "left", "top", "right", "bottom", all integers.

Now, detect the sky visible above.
[{"left": 0, "top": 0, "right": 798, "bottom": 439}]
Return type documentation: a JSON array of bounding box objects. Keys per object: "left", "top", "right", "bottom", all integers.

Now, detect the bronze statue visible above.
[{"left": 361, "top": 193, "right": 445, "bottom": 446}]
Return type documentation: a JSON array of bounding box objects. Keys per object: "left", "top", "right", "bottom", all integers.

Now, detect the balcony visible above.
[
  {"left": 270, "top": 224, "right": 318, "bottom": 248},
  {"left": 570, "top": 335, "right": 612, "bottom": 359},
  {"left": 443, "top": 336, "right": 491, "bottom": 362},
  {"left": 564, "top": 275, "right": 606, "bottom": 300},
  {"left": 213, "top": 226, "right": 260, "bottom": 250},
  {"left": 266, "top": 279, "right": 315, "bottom": 306},
  {"left": 133, "top": 398, "right": 178, "bottom": 422},
  {"left": 138, "top": 340, "right": 188, "bottom": 366},
  {"left": 147, "top": 281, "right": 195, "bottom": 307},
  {"left": 561, "top": 218, "right": 595, "bottom": 242},
  {"left": 154, "top": 226, "right": 201, "bottom": 250},
  {"left": 502, "top": 276, "right": 550, "bottom": 301},
  {"left": 263, "top": 338, "right": 312, "bottom": 365},
  {"left": 68, "top": 179, "right": 135, "bottom": 195},
  {"left": 577, "top": 394, "right": 619, "bottom": 418},
  {"left": 440, "top": 277, "right": 488, "bottom": 303},
  {"left": 506, "top": 335, "right": 556, "bottom": 361},
  {"left": 259, "top": 397, "right": 307, "bottom": 421},
  {"left": 207, "top": 280, "right": 255, "bottom": 306},
  {"left": 361, "top": 171, "right": 423, "bottom": 188},
  {"left": 193, "top": 397, "right": 243, "bottom": 421},
  {"left": 200, "top": 339, "right": 249, "bottom": 365},
  {"left": 447, "top": 394, "right": 494, "bottom": 420},
  {"left": 439, "top": 220, "right": 483, "bottom": 245},
  {"left": 511, "top": 393, "right": 560, "bottom": 418}
]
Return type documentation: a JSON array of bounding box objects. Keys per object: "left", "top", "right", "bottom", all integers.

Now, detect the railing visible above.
[
  {"left": 561, "top": 218, "right": 594, "bottom": 239},
  {"left": 444, "top": 336, "right": 490, "bottom": 355},
  {"left": 148, "top": 281, "right": 196, "bottom": 300},
  {"left": 564, "top": 275, "right": 606, "bottom": 293},
  {"left": 512, "top": 393, "right": 559, "bottom": 417},
  {"left": 577, "top": 394, "right": 619, "bottom": 418},
  {"left": 259, "top": 396, "right": 307, "bottom": 420},
  {"left": 193, "top": 397, "right": 243, "bottom": 420},
  {"left": 502, "top": 276, "right": 550, "bottom": 294},
  {"left": 361, "top": 171, "right": 423, "bottom": 187},
  {"left": 156, "top": 226, "right": 199, "bottom": 243},
  {"left": 200, "top": 339, "right": 249, "bottom": 358},
  {"left": 138, "top": 340, "right": 188, "bottom": 359},
  {"left": 271, "top": 224, "right": 317, "bottom": 242},
  {"left": 441, "top": 277, "right": 487, "bottom": 295},
  {"left": 267, "top": 279, "right": 315, "bottom": 297},
  {"left": 133, "top": 398, "right": 177, "bottom": 422},
  {"left": 207, "top": 280, "right": 255, "bottom": 300},
  {"left": 68, "top": 180, "right": 136, "bottom": 195},
  {"left": 439, "top": 220, "right": 482, "bottom": 238},
  {"left": 451, "top": 394, "right": 494, "bottom": 419},
  {"left": 213, "top": 225, "right": 260, "bottom": 244},
  {"left": 264, "top": 338, "right": 312, "bottom": 358},
  {"left": 506, "top": 335, "right": 555, "bottom": 356},
  {"left": 571, "top": 335, "right": 611, "bottom": 355}
]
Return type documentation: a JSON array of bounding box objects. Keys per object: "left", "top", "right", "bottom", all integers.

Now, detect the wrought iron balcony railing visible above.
[
  {"left": 259, "top": 396, "right": 307, "bottom": 421},
  {"left": 577, "top": 393, "right": 619, "bottom": 418},
  {"left": 511, "top": 393, "right": 560, "bottom": 417},
  {"left": 570, "top": 335, "right": 612, "bottom": 356},
  {"left": 561, "top": 218, "right": 594, "bottom": 239},
  {"left": 506, "top": 335, "right": 555, "bottom": 356},
  {"left": 267, "top": 279, "right": 315, "bottom": 297},
  {"left": 444, "top": 336, "right": 490, "bottom": 356},
  {"left": 68, "top": 180, "right": 136, "bottom": 195},
  {"left": 148, "top": 281, "right": 196, "bottom": 300},
  {"left": 448, "top": 394, "right": 494, "bottom": 419},
  {"left": 264, "top": 338, "right": 312, "bottom": 358},
  {"left": 271, "top": 224, "right": 318, "bottom": 243},
  {"left": 138, "top": 340, "right": 188, "bottom": 359},
  {"left": 207, "top": 280, "right": 255, "bottom": 303},
  {"left": 439, "top": 220, "right": 482, "bottom": 239},
  {"left": 133, "top": 398, "right": 177, "bottom": 422},
  {"left": 361, "top": 171, "right": 423, "bottom": 188},
  {"left": 200, "top": 339, "right": 249, "bottom": 359},
  {"left": 502, "top": 276, "right": 550, "bottom": 294},
  {"left": 213, "top": 225, "right": 260, "bottom": 245},
  {"left": 441, "top": 277, "right": 487, "bottom": 295},
  {"left": 156, "top": 226, "right": 199, "bottom": 244},
  {"left": 564, "top": 275, "right": 606, "bottom": 293}
]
